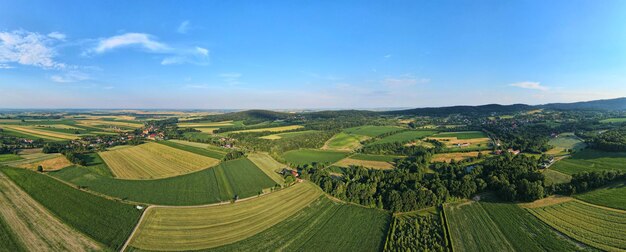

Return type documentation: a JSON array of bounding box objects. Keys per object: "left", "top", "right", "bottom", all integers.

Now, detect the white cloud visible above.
[
  {"left": 93, "top": 33, "right": 168, "bottom": 53},
  {"left": 196, "top": 46, "right": 208, "bottom": 56},
  {"left": 160, "top": 46, "right": 209, "bottom": 65},
  {"left": 47, "top": 32, "right": 66, "bottom": 40},
  {"left": 509, "top": 81, "right": 548, "bottom": 91},
  {"left": 0, "top": 30, "right": 65, "bottom": 69},
  {"left": 177, "top": 20, "right": 191, "bottom": 34},
  {"left": 50, "top": 70, "right": 90, "bottom": 83},
  {"left": 0, "top": 63, "right": 14, "bottom": 69},
  {"left": 384, "top": 54, "right": 392, "bottom": 59}
]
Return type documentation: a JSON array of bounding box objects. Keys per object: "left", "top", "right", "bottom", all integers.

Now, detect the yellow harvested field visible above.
[
  {"left": 99, "top": 142, "right": 220, "bottom": 179},
  {"left": 519, "top": 195, "right": 574, "bottom": 209},
  {"left": 130, "top": 182, "right": 322, "bottom": 251},
  {"left": 230, "top": 125, "right": 303, "bottom": 134},
  {"left": 78, "top": 120, "right": 143, "bottom": 128},
  {"left": 247, "top": 153, "right": 285, "bottom": 184},
  {"left": 0, "top": 126, "right": 78, "bottom": 140},
  {"left": 177, "top": 121, "right": 234, "bottom": 128},
  {"left": 334, "top": 158, "right": 394, "bottom": 170},
  {"left": 432, "top": 151, "right": 490, "bottom": 163},
  {"left": 17, "top": 148, "right": 43, "bottom": 155},
  {"left": 428, "top": 137, "right": 491, "bottom": 148},
  {"left": 0, "top": 173, "right": 101, "bottom": 251},
  {"left": 17, "top": 156, "right": 72, "bottom": 171},
  {"left": 197, "top": 127, "right": 218, "bottom": 134},
  {"left": 36, "top": 124, "right": 83, "bottom": 130}
]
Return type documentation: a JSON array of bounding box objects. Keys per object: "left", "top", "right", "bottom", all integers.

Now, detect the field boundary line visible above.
[
  {"left": 120, "top": 205, "right": 152, "bottom": 252},
  {"left": 574, "top": 198, "right": 626, "bottom": 214}
]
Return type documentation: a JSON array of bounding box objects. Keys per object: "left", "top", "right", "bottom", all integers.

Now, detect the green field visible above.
[
  {"left": 384, "top": 210, "right": 447, "bottom": 251},
  {"left": 445, "top": 201, "right": 583, "bottom": 252},
  {"left": 0, "top": 215, "right": 25, "bottom": 252},
  {"left": 543, "top": 169, "right": 572, "bottom": 186},
  {"left": 529, "top": 200, "right": 626, "bottom": 251},
  {"left": 208, "top": 196, "right": 391, "bottom": 252},
  {"left": 343, "top": 125, "right": 402, "bottom": 137},
  {"left": 157, "top": 140, "right": 226, "bottom": 159},
  {"left": 259, "top": 130, "right": 319, "bottom": 140},
  {"left": 323, "top": 132, "right": 369, "bottom": 151},
  {"left": 0, "top": 167, "right": 141, "bottom": 250},
  {"left": 182, "top": 131, "right": 215, "bottom": 141},
  {"left": 575, "top": 181, "right": 626, "bottom": 210},
  {"left": 600, "top": 117, "right": 626, "bottom": 123},
  {"left": 546, "top": 133, "right": 586, "bottom": 155},
  {"left": 282, "top": 149, "right": 350, "bottom": 166},
  {"left": 351, "top": 153, "right": 404, "bottom": 162},
  {"left": 371, "top": 130, "right": 438, "bottom": 145},
  {"left": 0, "top": 154, "right": 22, "bottom": 162},
  {"left": 51, "top": 158, "right": 276, "bottom": 205},
  {"left": 551, "top": 149, "right": 626, "bottom": 175},
  {"left": 432, "top": 131, "right": 487, "bottom": 139}
]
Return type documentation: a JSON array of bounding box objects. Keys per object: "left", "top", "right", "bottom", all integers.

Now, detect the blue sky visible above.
[{"left": 1, "top": 0, "right": 626, "bottom": 109}]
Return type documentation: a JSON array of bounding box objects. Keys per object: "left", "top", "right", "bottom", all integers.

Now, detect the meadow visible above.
[
  {"left": 432, "top": 131, "right": 487, "bottom": 139},
  {"left": 157, "top": 140, "right": 226, "bottom": 159},
  {"left": 431, "top": 151, "right": 489, "bottom": 163},
  {"left": 177, "top": 120, "right": 236, "bottom": 128},
  {"left": 229, "top": 125, "right": 304, "bottom": 134},
  {"left": 542, "top": 169, "right": 572, "bottom": 186},
  {"left": 333, "top": 157, "right": 394, "bottom": 170},
  {"left": 0, "top": 154, "right": 22, "bottom": 162},
  {"left": 99, "top": 142, "right": 220, "bottom": 179},
  {"left": 351, "top": 153, "right": 404, "bottom": 162},
  {"left": 1, "top": 167, "right": 141, "bottom": 250},
  {"left": 575, "top": 180, "right": 626, "bottom": 210},
  {"left": 371, "top": 130, "right": 438, "bottom": 145},
  {"left": 207, "top": 196, "right": 391, "bottom": 252},
  {"left": 546, "top": 133, "right": 586, "bottom": 155},
  {"left": 259, "top": 130, "right": 319, "bottom": 140},
  {"left": 551, "top": 149, "right": 626, "bottom": 175},
  {"left": 0, "top": 173, "right": 101, "bottom": 251},
  {"left": 600, "top": 117, "right": 626, "bottom": 123},
  {"left": 445, "top": 201, "right": 582, "bottom": 252},
  {"left": 129, "top": 182, "right": 323, "bottom": 251},
  {"left": 52, "top": 158, "right": 276, "bottom": 205},
  {"left": 343, "top": 125, "right": 403, "bottom": 137},
  {"left": 247, "top": 153, "right": 286, "bottom": 184},
  {"left": 282, "top": 149, "right": 350, "bottom": 166},
  {"left": 528, "top": 200, "right": 626, "bottom": 251},
  {"left": 322, "top": 132, "right": 369, "bottom": 151}
]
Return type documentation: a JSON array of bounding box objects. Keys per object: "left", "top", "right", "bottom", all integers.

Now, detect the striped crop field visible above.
[
  {"left": 528, "top": 200, "right": 626, "bottom": 251},
  {"left": 0, "top": 173, "right": 101, "bottom": 251},
  {"left": 99, "top": 142, "right": 220, "bottom": 179},
  {"left": 445, "top": 201, "right": 583, "bottom": 252},
  {"left": 177, "top": 120, "right": 235, "bottom": 128},
  {"left": 0, "top": 126, "right": 78, "bottom": 140},
  {"left": 247, "top": 153, "right": 285, "bottom": 184},
  {"left": 575, "top": 181, "right": 626, "bottom": 210},
  {"left": 129, "top": 182, "right": 323, "bottom": 251}
]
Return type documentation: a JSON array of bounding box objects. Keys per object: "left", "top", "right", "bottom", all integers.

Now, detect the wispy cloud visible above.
[
  {"left": 0, "top": 63, "right": 14, "bottom": 69},
  {"left": 383, "top": 76, "right": 430, "bottom": 88},
  {"left": 92, "top": 33, "right": 168, "bottom": 53},
  {"left": 219, "top": 72, "right": 242, "bottom": 85},
  {"left": 50, "top": 70, "right": 90, "bottom": 83},
  {"left": 384, "top": 54, "right": 392, "bottom": 59},
  {"left": 509, "top": 81, "right": 548, "bottom": 91},
  {"left": 160, "top": 46, "right": 209, "bottom": 65},
  {"left": 177, "top": 20, "right": 191, "bottom": 34},
  {"left": 0, "top": 30, "right": 66, "bottom": 69},
  {"left": 47, "top": 32, "right": 66, "bottom": 41}
]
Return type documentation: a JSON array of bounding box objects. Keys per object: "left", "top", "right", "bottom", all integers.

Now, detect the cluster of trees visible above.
[
  {"left": 223, "top": 150, "right": 245, "bottom": 161},
  {"left": 588, "top": 127, "right": 626, "bottom": 151},
  {"left": 300, "top": 152, "right": 547, "bottom": 213},
  {"left": 553, "top": 170, "right": 625, "bottom": 195},
  {"left": 0, "top": 135, "right": 45, "bottom": 154},
  {"left": 484, "top": 124, "right": 551, "bottom": 153}
]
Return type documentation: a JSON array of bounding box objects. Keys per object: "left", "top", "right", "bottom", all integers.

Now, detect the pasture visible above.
[
  {"left": 322, "top": 132, "right": 369, "bottom": 151},
  {"left": 208, "top": 196, "right": 391, "bottom": 252},
  {"left": 130, "top": 182, "right": 323, "bottom": 251},
  {"left": 282, "top": 149, "right": 350, "bottom": 166},
  {"left": 433, "top": 131, "right": 487, "bottom": 139},
  {"left": 99, "top": 142, "right": 220, "bottom": 179},
  {"left": 157, "top": 140, "right": 226, "bottom": 159},
  {"left": 247, "top": 153, "right": 285, "bottom": 184},
  {"left": 445, "top": 201, "right": 582, "bottom": 252},
  {"left": 0, "top": 154, "right": 22, "bottom": 162},
  {"left": 551, "top": 149, "right": 626, "bottom": 175},
  {"left": 542, "top": 169, "right": 572, "bottom": 186},
  {"left": 1, "top": 167, "right": 141, "bottom": 250},
  {"left": 372, "top": 130, "right": 438, "bottom": 145},
  {"left": 259, "top": 130, "right": 319, "bottom": 140},
  {"left": 52, "top": 158, "right": 276, "bottom": 205},
  {"left": 600, "top": 117, "right": 626, "bottom": 123},
  {"left": 575, "top": 181, "right": 626, "bottom": 210},
  {"left": 0, "top": 173, "right": 101, "bottom": 251},
  {"left": 431, "top": 151, "right": 489, "bottom": 163},
  {"left": 546, "top": 133, "right": 586, "bottom": 155},
  {"left": 343, "top": 125, "right": 402, "bottom": 137},
  {"left": 334, "top": 158, "right": 394, "bottom": 170},
  {"left": 528, "top": 200, "right": 626, "bottom": 251},
  {"left": 229, "top": 125, "right": 303, "bottom": 134},
  {"left": 351, "top": 153, "right": 404, "bottom": 162}
]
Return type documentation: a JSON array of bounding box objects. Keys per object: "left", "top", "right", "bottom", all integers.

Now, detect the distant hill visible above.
[
  {"left": 383, "top": 104, "right": 533, "bottom": 116},
  {"left": 201, "top": 109, "right": 293, "bottom": 124},
  {"left": 538, "top": 97, "right": 626, "bottom": 110}
]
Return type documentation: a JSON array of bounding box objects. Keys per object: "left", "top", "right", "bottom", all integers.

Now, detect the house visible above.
[
  {"left": 508, "top": 149, "right": 521, "bottom": 155},
  {"left": 455, "top": 143, "right": 471, "bottom": 148}
]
